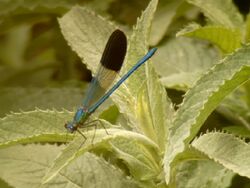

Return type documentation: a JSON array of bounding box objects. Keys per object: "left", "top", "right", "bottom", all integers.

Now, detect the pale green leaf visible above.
[
  {"left": 160, "top": 72, "right": 201, "bottom": 90},
  {"left": 176, "top": 160, "right": 235, "bottom": 188},
  {"left": 0, "top": 110, "right": 72, "bottom": 147},
  {"left": 0, "top": 0, "right": 79, "bottom": 33},
  {"left": 0, "top": 25, "right": 30, "bottom": 67},
  {"left": 246, "top": 14, "right": 250, "bottom": 43},
  {"left": 0, "top": 178, "right": 12, "bottom": 188},
  {"left": 58, "top": 6, "right": 115, "bottom": 75},
  {"left": 218, "top": 85, "right": 250, "bottom": 128},
  {"left": 120, "top": 0, "right": 158, "bottom": 91},
  {"left": 60, "top": 152, "right": 140, "bottom": 188},
  {"left": 0, "top": 144, "right": 138, "bottom": 188},
  {"left": 108, "top": 0, "right": 160, "bottom": 129},
  {"left": 105, "top": 0, "right": 150, "bottom": 25},
  {"left": 192, "top": 132, "right": 250, "bottom": 179},
  {"left": 164, "top": 45, "right": 250, "bottom": 184},
  {"left": 153, "top": 37, "right": 218, "bottom": 90},
  {"left": 113, "top": 0, "right": 172, "bottom": 151},
  {"left": 0, "top": 87, "right": 85, "bottom": 117},
  {"left": 223, "top": 126, "right": 250, "bottom": 138},
  {"left": 150, "top": 0, "right": 183, "bottom": 45},
  {"left": 85, "top": 0, "right": 115, "bottom": 15},
  {"left": 177, "top": 23, "right": 242, "bottom": 53},
  {"left": 98, "top": 105, "right": 120, "bottom": 124},
  {"left": 0, "top": 144, "right": 65, "bottom": 188},
  {"left": 109, "top": 136, "right": 161, "bottom": 180},
  {"left": 43, "top": 128, "right": 159, "bottom": 184},
  {"left": 0, "top": 0, "right": 77, "bottom": 17},
  {"left": 187, "top": 0, "right": 244, "bottom": 28},
  {"left": 136, "top": 74, "right": 173, "bottom": 151},
  {"left": 0, "top": 66, "right": 55, "bottom": 87},
  {"left": 245, "top": 81, "right": 250, "bottom": 107}
]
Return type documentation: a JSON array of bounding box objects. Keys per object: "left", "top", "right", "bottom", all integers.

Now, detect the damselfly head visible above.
[{"left": 64, "top": 122, "right": 77, "bottom": 133}]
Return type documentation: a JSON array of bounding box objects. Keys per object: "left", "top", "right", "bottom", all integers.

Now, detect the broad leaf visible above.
[
  {"left": 187, "top": 0, "right": 244, "bottom": 28},
  {"left": 0, "top": 0, "right": 77, "bottom": 17},
  {"left": 0, "top": 144, "right": 64, "bottom": 188},
  {"left": 0, "top": 144, "right": 138, "bottom": 188},
  {"left": 0, "top": 110, "right": 71, "bottom": 147},
  {"left": 177, "top": 23, "right": 242, "bottom": 53},
  {"left": 175, "top": 160, "right": 235, "bottom": 188},
  {"left": 0, "top": 87, "right": 85, "bottom": 117},
  {"left": 192, "top": 132, "right": 250, "bottom": 179},
  {"left": 153, "top": 37, "right": 218, "bottom": 90},
  {"left": 164, "top": 45, "right": 250, "bottom": 183},
  {"left": 0, "top": 0, "right": 80, "bottom": 33},
  {"left": 114, "top": 0, "right": 171, "bottom": 150},
  {"left": 58, "top": 6, "right": 115, "bottom": 74},
  {"left": 150, "top": 0, "right": 183, "bottom": 45},
  {"left": 43, "top": 128, "right": 160, "bottom": 184},
  {"left": 223, "top": 126, "right": 250, "bottom": 139},
  {"left": 218, "top": 85, "right": 250, "bottom": 128},
  {"left": 246, "top": 14, "right": 250, "bottom": 43}
]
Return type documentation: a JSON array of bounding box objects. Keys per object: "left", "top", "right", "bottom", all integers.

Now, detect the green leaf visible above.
[
  {"left": 0, "top": 178, "right": 13, "bottom": 188},
  {"left": 246, "top": 14, "right": 250, "bottom": 43},
  {"left": 136, "top": 73, "right": 173, "bottom": 151},
  {"left": 164, "top": 45, "right": 250, "bottom": 184},
  {"left": 175, "top": 160, "right": 235, "bottom": 188},
  {"left": 58, "top": 6, "right": 115, "bottom": 74},
  {"left": 98, "top": 105, "right": 119, "bottom": 124},
  {"left": 0, "top": 0, "right": 79, "bottom": 33},
  {"left": 223, "top": 126, "right": 250, "bottom": 138},
  {"left": 0, "top": 144, "right": 63, "bottom": 188},
  {"left": 120, "top": 0, "right": 158, "bottom": 92},
  {"left": 59, "top": 152, "right": 140, "bottom": 188},
  {"left": 0, "top": 0, "right": 77, "bottom": 17},
  {"left": 85, "top": 0, "right": 115, "bottom": 15},
  {"left": 114, "top": 0, "right": 172, "bottom": 151},
  {"left": 245, "top": 81, "right": 250, "bottom": 107},
  {"left": 177, "top": 23, "right": 242, "bottom": 53},
  {"left": 42, "top": 128, "right": 159, "bottom": 184},
  {"left": 109, "top": 136, "right": 161, "bottom": 181},
  {"left": 0, "top": 144, "right": 138, "bottom": 188},
  {"left": 153, "top": 37, "right": 218, "bottom": 90},
  {"left": 149, "top": 0, "right": 183, "bottom": 45},
  {"left": 187, "top": 0, "right": 244, "bottom": 28},
  {"left": 0, "top": 110, "right": 72, "bottom": 147},
  {"left": 0, "top": 87, "right": 86, "bottom": 117},
  {"left": 218, "top": 85, "right": 250, "bottom": 128},
  {"left": 0, "top": 25, "right": 30, "bottom": 67},
  {"left": 192, "top": 132, "right": 250, "bottom": 179}
]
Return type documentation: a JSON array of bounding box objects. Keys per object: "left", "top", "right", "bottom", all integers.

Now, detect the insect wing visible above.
[{"left": 82, "top": 29, "right": 127, "bottom": 109}]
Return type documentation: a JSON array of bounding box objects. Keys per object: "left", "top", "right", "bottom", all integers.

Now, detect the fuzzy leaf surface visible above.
[
  {"left": 187, "top": 0, "right": 244, "bottom": 28},
  {"left": 0, "top": 144, "right": 138, "bottom": 188},
  {"left": 0, "top": 87, "right": 85, "bottom": 117},
  {"left": 164, "top": 45, "right": 250, "bottom": 183},
  {"left": 0, "top": 110, "right": 72, "bottom": 147},
  {"left": 192, "top": 132, "right": 250, "bottom": 179},
  {"left": 176, "top": 160, "right": 235, "bottom": 188},
  {"left": 177, "top": 23, "right": 242, "bottom": 53},
  {"left": 43, "top": 128, "right": 160, "bottom": 184},
  {"left": 153, "top": 37, "right": 218, "bottom": 90}
]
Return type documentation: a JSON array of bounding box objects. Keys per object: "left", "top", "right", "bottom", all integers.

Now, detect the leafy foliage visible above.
[{"left": 0, "top": 0, "right": 250, "bottom": 188}]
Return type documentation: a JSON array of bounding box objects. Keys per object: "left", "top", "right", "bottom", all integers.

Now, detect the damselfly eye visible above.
[{"left": 64, "top": 123, "right": 75, "bottom": 133}]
